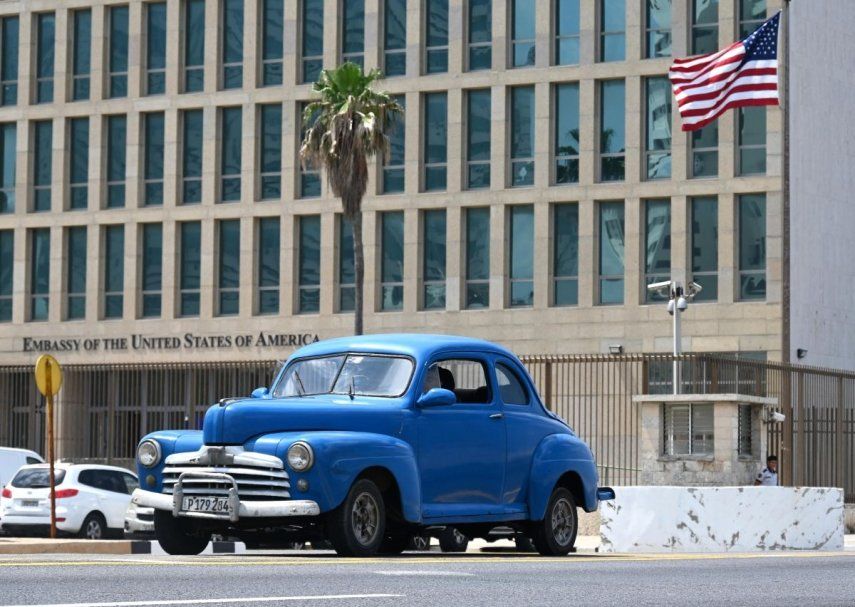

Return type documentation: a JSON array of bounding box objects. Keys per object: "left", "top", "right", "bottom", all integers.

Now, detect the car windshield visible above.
[
  {"left": 272, "top": 354, "right": 414, "bottom": 398},
  {"left": 11, "top": 468, "right": 66, "bottom": 488}
]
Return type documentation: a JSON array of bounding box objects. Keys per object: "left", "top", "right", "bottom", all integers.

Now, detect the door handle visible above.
[{"left": 489, "top": 413, "right": 504, "bottom": 420}]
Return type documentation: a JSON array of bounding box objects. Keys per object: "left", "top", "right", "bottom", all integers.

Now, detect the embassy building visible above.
[{"left": 0, "top": 0, "right": 852, "bottom": 377}]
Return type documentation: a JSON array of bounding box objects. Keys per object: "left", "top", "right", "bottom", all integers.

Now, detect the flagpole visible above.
[{"left": 782, "top": 0, "right": 791, "bottom": 364}]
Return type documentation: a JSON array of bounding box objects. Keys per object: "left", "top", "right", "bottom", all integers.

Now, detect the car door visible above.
[
  {"left": 416, "top": 355, "right": 507, "bottom": 519},
  {"left": 100, "top": 471, "right": 134, "bottom": 528}
]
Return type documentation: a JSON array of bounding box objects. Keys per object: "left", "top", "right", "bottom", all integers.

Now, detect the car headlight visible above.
[
  {"left": 287, "top": 442, "right": 314, "bottom": 472},
  {"left": 137, "top": 439, "right": 162, "bottom": 468}
]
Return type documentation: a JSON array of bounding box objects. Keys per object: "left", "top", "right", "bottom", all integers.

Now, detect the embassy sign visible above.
[{"left": 21, "top": 332, "right": 321, "bottom": 353}]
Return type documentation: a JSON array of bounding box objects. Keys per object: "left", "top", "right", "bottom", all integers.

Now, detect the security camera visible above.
[
  {"left": 667, "top": 299, "right": 676, "bottom": 316},
  {"left": 686, "top": 282, "right": 703, "bottom": 299},
  {"left": 676, "top": 297, "right": 688, "bottom": 311},
  {"left": 647, "top": 280, "right": 672, "bottom": 295},
  {"left": 765, "top": 411, "right": 786, "bottom": 423}
]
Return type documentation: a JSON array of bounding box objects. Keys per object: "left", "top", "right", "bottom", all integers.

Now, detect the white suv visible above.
[{"left": 0, "top": 463, "right": 138, "bottom": 539}]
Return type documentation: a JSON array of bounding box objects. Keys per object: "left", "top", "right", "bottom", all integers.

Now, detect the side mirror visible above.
[
  {"left": 251, "top": 387, "right": 269, "bottom": 399},
  {"left": 416, "top": 388, "right": 456, "bottom": 408}
]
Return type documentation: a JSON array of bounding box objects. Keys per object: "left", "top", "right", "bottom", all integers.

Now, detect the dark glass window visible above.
[
  {"left": 383, "top": 95, "right": 405, "bottom": 194},
  {"left": 646, "top": 0, "right": 671, "bottom": 58},
  {"left": 338, "top": 215, "right": 354, "bottom": 312},
  {"left": 468, "top": 0, "right": 491, "bottom": 71},
  {"left": 600, "top": 0, "right": 625, "bottom": 62},
  {"left": 691, "top": 196, "right": 718, "bottom": 302},
  {"left": 646, "top": 77, "right": 671, "bottom": 180},
  {"left": 262, "top": 0, "right": 284, "bottom": 85},
  {"left": 71, "top": 10, "right": 91, "bottom": 101},
  {"left": 692, "top": 0, "right": 718, "bottom": 55},
  {"left": 599, "top": 201, "right": 624, "bottom": 305},
  {"left": 298, "top": 215, "right": 321, "bottom": 313},
  {"left": 380, "top": 211, "right": 404, "bottom": 311},
  {"left": 218, "top": 219, "right": 240, "bottom": 315},
  {"left": 66, "top": 227, "right": 87, "bottom": 320},
  {"left": 738, "top": 106, "right": 766, "bottom": 176},
  {"left": 35, "top": 13, "right": 54, "bottom": 104},
  {"left": 259, "top": 104, "right": 282, "bottom": 200},
  {"left": 425, "top": 0, "right": 448, "bottom": 74},
  {"left": 180, "top": 222, "right": 201, "bottom": 316},
  {"left": 555, "top": 0, "right": 579, "bottom": 65},
  {"left": 465, "top": 207, "right": 490, "bottom": 309},
  {"left": 302, "top": 0, "right": 324, "bottom": 83},
  {"left": 599, "top": 80, "right": 625, "bottom": 182},
  {"left": 0, "top": 16, "right": 19, "bottom": 106},
  {"left": 553, "top": 204, "right": 578, "bottom": 306},
  {"left": 106, "top": 115, "right": 126, "bottom": 208},
  {"left": 423, "top": 92, "right": 447, "bottom": 191},
  {"left": 185, "top": 0, "right": 205, "bottom": 92},
  {"left": 220, "top": 107, "right": 242, "bottom": 202},
  {"left": 144, "top": 112, "right": 165, "bottom": 206},
  {"left": 257, "top": 217, "right": 280, "bottom": 314},
  {"left": 0, "top": 122, "right": 13, "bottom": 213},
  {"left": 510, "top": 86, "right": 534, "bottom": 187},
  {"left": 643, "top": 199, "right": 671, "bottom": 303},
  {"left": 109, "top": 6, "right": 129, "bottom": 98},
  {"left": 300, "top": 102, "right": 321, "bottom": 198},
  {"left": 0, "top": 230, "right": 11, "bottom": 321},
  {"left": 466, "top": 89, "right": 491, "bottom": 189},
  {"left": 222, "top": 0, "right": 244, "bottom": 89},
  {"left": 740, "top": 0, "right": 766, "bottom": 37},
  {"left": 738, "top": 194, "right": 766, "bottom": 301},
  {"left": 342, "top": 0, "right": 365, "bottom": 68},
  {"left": 384, "top": 0, "right": 407, "bottom": 76},
  {"left": 182, "top": 110, "right": 203, "bottom": 204},
  {"left": 555, "top": 83, "right": 579, "bottom": 185},
  {"left": 104, "top": 225, "right": 124, "bottom": 319},
  {"left": 32, "top": 121, "right": 52, "bottom": 213},
  {"left": 141, "top": 223, "right": 162, "bottom": 318},
  {"left": 69, "top": 118, "right": 89, "bottom": 210},
  {"left": 511, "top": 0, "right": 535, "bottom": 67},
  {"left": 146, "top": 2, "right": 167, "bottom": 95},
  {"left": 692, "top": 123, "right": 718, "bottom": 178},
  {"left": 29, "top": 228, "right": 50, "bottom": 321},
  {"left": 423, "top": 210, "right": 446, "bottom": 310},
  {"left": 508, "top": 205, "right": 533, "bottom": 307},
  {"left": 496, "top": 363, "right": 528, "bottom": 405}
]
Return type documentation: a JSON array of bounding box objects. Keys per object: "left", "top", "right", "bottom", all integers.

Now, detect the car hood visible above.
[{"left": 202, "top": 395, "right": 406, "bottom": 445}]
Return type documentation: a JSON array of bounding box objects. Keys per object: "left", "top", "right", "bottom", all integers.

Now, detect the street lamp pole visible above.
[
  {"left": 672, "top": 285, "right": 681, "bottom": 395},
  {"left": 648, "top": 280, "right": 701, "bottom": 396}
]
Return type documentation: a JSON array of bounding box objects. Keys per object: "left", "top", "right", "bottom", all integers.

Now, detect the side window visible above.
[
  {"left": 424, "top": 359, "right": 491, "bottom": 404},
  {"left": 496, "top": 363, "right": 529, "bottom": 405},
  {"left": 121, "top": 472, "right": 139, "bottom": 494},
  {"left": 25, "top": 457, "right": 42, "bottom": 464},
  {"left": 78, "top": 469, "right": 106, "bottom": 490}
]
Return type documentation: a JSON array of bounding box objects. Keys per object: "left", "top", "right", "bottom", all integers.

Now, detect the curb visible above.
[
  {"left": 0, "top": 540, "right": 245, "bottom": 556},
  {"left": 132, "top": 541, "right": 245, "bottom": 556}
]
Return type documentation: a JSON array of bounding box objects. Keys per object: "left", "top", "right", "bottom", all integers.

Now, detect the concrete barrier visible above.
[{"left": 600, "top": 486, "right": 844, "bottom": 553}]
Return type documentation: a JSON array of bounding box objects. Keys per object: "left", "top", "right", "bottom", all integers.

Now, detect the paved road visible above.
[{"left": 0, "top": 550, "right": 853, "bottom": 607}]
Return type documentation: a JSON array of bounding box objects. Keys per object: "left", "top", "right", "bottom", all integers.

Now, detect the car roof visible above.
[
  {"left": 17, "top": 463, "right": 136, "bottom": 476},
  {"left": 290, "top": 333, "right": 518, "bottom": 362},
  {"left": 0, "top": 447, "right": 44, "bottom": 459}
]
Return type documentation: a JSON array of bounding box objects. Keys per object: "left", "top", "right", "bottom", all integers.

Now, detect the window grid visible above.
[
  {"left": 257, "top": 217, "right": 280, "bottom": 315},
  {"left": 738, "top": 106, "right": 766, "bottom": 176},
  {"left": 66, "top": 226, "right": 87, "bottom": 320},
  {"left": 555, "top": 0, "right": 580, "bottom": 66},
  {"left": 0, "top": 230, "right": 12, "bottom": 322},
  {"left": 645, "top": 0, "right": 671, "bottom": 59},
  {"left": 599, "top": 0, "right": 626, "bottom": 63},
  {"left": 184, "top": 0, "right": 205, "bottom": 92},
  {"left": 645, "top": 77, "right": 671, "bottom": 180},
  {"left": 692, "top": 0, "right": 718, "bottom": 56},
  {"left": 663, "top": 403, "right": 714, "bottom": 456},
  {"left": 217, "top": 219, "right": 240, "bottom": 316},
  {"left": 466, "top": 89, "right": 491, "bottom": 190},
  {"left": 383, "top": 95, "right": 405, "bottom": 194},
  {"left": 424, "top": 0, "right": 449, "bottom": 74},
  {"left": 341, "top": 0, "right": 365, "bottom": 68},
  {"left": 35, "top": 13, "right": 55, "bottom": 104},
  {"left": 179, "top": 221, "right": 201, "bottom": 316},
  {"left": 300, "top": 102, "right": 321, "bottom": 198},
  {"left": 384, "top": 0, "right": 407, "bottom": 77},
  {"left": 553, "top": 203, "right": 578, "bottom": 307},
  {"left": 29, "top": 228, "right": 50, "bottom": 321},
  {"left": 508, "top": 205, "right": 534, "bottom": 308},
  {"left": 143, "top": 112, "right": 165, "bottom": 206},
  {"left": 511, "top": 0, "right": 536, "bottom": 68},
  {"left": 598, "top": 201, "right": 625, "bottom": 305},
  {"left": 643, "top": 199, "right": 671, "bottom": 303},
  {"left": 103, "top": 225, "right": 124, "bottom": 319},
  {"left": 465, "top": 207, "right": 490, "bottom": 309},
  {"left": 467, "top": 0, "right": 491, "bottom": 71},
  {"left": 691, "top": 123, "right": 718, "bottom": 178},
  {"left": 261, "top": 0, "right": 284, "bottom": 86},
  {"left": 738, "top": 193, "right": 766, "bottom": 301},
  {"left": 554, "top": 83, "right": 579, "bottom": 185},
  {"left": 259, "top": 104, "right": 283, "bottom": 200},
  {"left": 0, "top": 123, "right": 13, "bottom": 213},
  {"left": 301, "top": 0, "right": 324, "bottom": 83},
  {"left": 71, "top": 10, "right": 91, "bottom": 101},
  {"left": 68, "top": 118, "right": 89, "bottom": 211},
  {"left": 380, "top": 211, "right": 404, "bottom": 311},
  {"left": 298, "top": 215, "right": 321, "bottom": 313},
  {"left": 220, "top": 107, "right": 243, "bottom": 202},
  {"left": 221, "top": 0, "right": 244, "bottom": 89},
  {"left": 510, "top": 86, "right": 535, "bottom": 187},
  {"left": 422, "top": 209, "right": 446, "bottom": 310},
  {"left": 106, "top": 115, "right": 127, "bottom": 209},
  {"left": 0, "top": 17, "right": 19, "bottom": 106},
  {"left": 141, "top": 223, "right": 163, "bottom": 318},
  {"left": 691, "top": 196, "right": 718, "bottom": 302},
  {"left": 32, "top": 121, "right": 52, "bottom": 213},
  {"left": 182, "top": 110, "right": 203, "bottom": 204},
  {"left": 739, "top": 0, "right": 766, "bottom": 38},
  {"left": 599, "top": 79, "right": 625, "bottom": 182},
  {"left": 423, "top": 92, "right": 447, "bottom": 191},
  {"left": 146, "top": 2, "right": 167, "bottom": 95},
  {"left": 108, "top": 6, "right": 129, "bottom": 98}
]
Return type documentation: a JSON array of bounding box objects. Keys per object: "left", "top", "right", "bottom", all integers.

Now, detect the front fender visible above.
[
  {"left": 528, "top": 434, "right": 599, "bottom": 518},
  {"left": 135, "top": 430, "right": 204, "bottom": 490},
  {"left": 248, "top": 431, "right": 422, "bottom": 523}
]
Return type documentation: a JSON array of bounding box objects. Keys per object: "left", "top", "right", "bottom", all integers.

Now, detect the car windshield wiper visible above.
[{"left": 293, "top": 370, "right": 307, "bottom": 397}]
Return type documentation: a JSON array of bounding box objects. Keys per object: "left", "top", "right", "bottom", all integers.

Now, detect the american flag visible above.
[{"left": 669, "top": 12, "right": 780, "bottom": 132}]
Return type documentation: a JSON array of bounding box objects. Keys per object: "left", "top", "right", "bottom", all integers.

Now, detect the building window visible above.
[
  {"left": 71, "top": 10, "right": 92, "bottom": 101},
  {"left": 467, "top": 0, "right": 491, "bottom": 71},
  {"left": 466, "top": 89, "right": 491, "bottom": 189},
  {"left": 738, "top": 405, "right": 753, "bottom": 455},
  {"left": 182, "top": 110, "right": 203, "bottom": 204},
  {"left": 141, "top": 223, "right": 162, "bottom": 318},
  {"left": 598, "top": 201, "right": 624, "bottom": 305},
  {"left": 740, "top": 0, "right": 766, "bottom": 37},
  {"left": 380, "top": 211, "right": 404, "bottom": 311},
  {"left": 300, "top": 102, "right": 321, "bottom": 198},
  {"left": 599, "top": 0, "right": 625, "bottom": 62},
  {"left": 691, "top": 123, "right": 718, "bottom": 178},
  {"left": 29, "top": 228, "right": 50, "bottom": 321},
  {"left": 738, "top": 194, "right": 766, "bottom": 301},
  {"left": 184, "top": 0, "right": 205, "bottom": 92},
  {"left": 553, "top": 204, "right": 578, "bottom": 306},
  {"left": 646, "top": 0, "right": 671, "bottom": 58},
  {"left": 423, "top": 92, "right": 447, "bottom": 191},
  {"left": 108, "top": 6, "right": 129, "bottom": 98},
  {"left": 422, "top": 209, "right": 446, "bottom": 310},
  {"left": 691, "top": 196, "right": 718, "bottom": 302},
  {"left": 220, "top": 107, "right": 242, "bottom": 202},
  {"left": 554, "top": 83, "right": 579, "bottom": 185},
  {"left": 106, "top": 116, "right": 126, "bottom": 209},
  {"left": 599, "top": 80, "right": 625, "bottom": 182},
  {"left": 145, "top": 3, "right": 166, "bottom": 95},
  {"left": 338, "top": 215, "right": 354, "bottom": 312},
  {"left": 298, "top": 215, "right": 321, "bottom": 313},
  {"left": 384, "top": 0, "right": 407, "bottom": 77},
  {"left": 508, "top": 205, "right": 534, "bottom": 308},
  {"left": 383, "top": 95, "right": 405, "bottom": 194},
  {"left": 738, "top": 107, "right": 766, "bottom": 176},
  {"left": 465, "top": 207, "right": 490, "bottom": 309},
  {"left": 342, "top": 0, "right": 365, "bottom": 68},
  {"left": 555, "top": 0, "right": 579, "bottom": 65},
  {"left": 511, "top": 0, "right": 535, "bottom": 68},
  {"left": 259, "top": 104, "right": 282, "bottom": 200},
  {"left": 143, "top": 112, "right": 165, "bottom": 206},
  {"left": 257, "top": 217, "right": 280, "bottom": 314},
  {"left": 179, "top": 222, "right": 201, "bottom": 316},
  {"left": 645, "top": 77, "right": 671, "bottom": 180},
  {"left": 217, "top": 219, "right": 240, "bottom": 316},
  {"left": 32, "top": 121, "right": 52, "bottom": 213},
  {"left": 425, "top": 0, "right": 449, "bottom": 74},
  {"left": 663, "top": 404, "right": 714, "bottom": 456},
  {"left": 0, "top": 16, "right": 19, "bottom": 106},
  {"left": 0, "top": 123, "right": 14, "bottom": 213},
  {"left": 301, "top": 0, "right": 324, "bottom": 83},
  {"left": 643, "top": 199, "right": 671, "bottom": 303},
  {"left": 692, "top": 0, "right": 718, "bottom": 56},
  {"left": 0, "top": 230, "right": 11, "bottom": 321},
  {"left": 222, "top": 0, "right": 244, "bottom": 89},
  {"left": 510, "top": 86, "right": 535, "bottom": 187},
  {"left": 68, "top": 118, "right": 89, "bottom": 210},
  {"left": 262, "top": 0, "right": 284, "bottom": 85},
  {"left": 35, "top": 13, "right": 55, "bottom": 104},
  {"left": 103, "top": 225, "right": 124, "bottom": 319},
  {"left": 66, "top": 227, "right": 86, "bottom": 320}
]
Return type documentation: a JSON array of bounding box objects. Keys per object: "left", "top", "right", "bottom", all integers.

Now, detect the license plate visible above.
[
  {"left": 20, "top": 500, "right": 39, "bottom": 508},
  {"left": 181, "top": 496, "right": 230, "bottom": 514}
]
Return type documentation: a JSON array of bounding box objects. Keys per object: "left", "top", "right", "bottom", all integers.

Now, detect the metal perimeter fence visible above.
[{"left": 0, "top": 354, "right": 852, "bottom": 501}]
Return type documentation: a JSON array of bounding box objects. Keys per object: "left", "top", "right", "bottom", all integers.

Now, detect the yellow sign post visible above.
[{"left": 34, "top": 355, "right": 62, "bottom": 540}]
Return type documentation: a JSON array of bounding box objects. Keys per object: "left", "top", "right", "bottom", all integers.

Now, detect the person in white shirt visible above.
[{"left": 754, "top": 455, "right": 778, "bottom": 486}]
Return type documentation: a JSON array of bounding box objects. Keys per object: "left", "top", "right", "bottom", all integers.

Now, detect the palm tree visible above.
[{"left": 300, "top": 63, "right": 403, "bottom": 336}]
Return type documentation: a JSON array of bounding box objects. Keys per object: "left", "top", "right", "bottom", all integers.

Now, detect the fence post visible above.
[
  {"left": 837, "top": 377, "right": 844, "bottom": 490},
  {"left": 543, "top": 361, "right": 553, "bottom": 411},
  {"left": 796, "top": 371, "right": 805, "bottom": 486}
]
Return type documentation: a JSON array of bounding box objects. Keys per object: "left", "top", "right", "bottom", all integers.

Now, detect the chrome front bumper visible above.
[{"left": 132, "top": 487, "right": 320, "bottom": 522}]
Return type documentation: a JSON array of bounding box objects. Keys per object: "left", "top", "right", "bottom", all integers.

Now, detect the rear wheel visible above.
[
  {"left": 327, "top": 479, "right": 386, "bottom": 557},
  {"left": 79, "top": 513, "right": 106, "bottom": 540},
  {"left": 438, "top": 527, "right": 469, "bottom": 553},
  {"left": 154, "top": 510, "right": 210, "bottom": 555},
  {"left": 530, "top": 488, "right": 577, "bottom": 556}
]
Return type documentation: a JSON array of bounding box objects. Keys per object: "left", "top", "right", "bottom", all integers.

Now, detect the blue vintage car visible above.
[{"left": 132, "top": 334, "right": 614, "bottom": 556}]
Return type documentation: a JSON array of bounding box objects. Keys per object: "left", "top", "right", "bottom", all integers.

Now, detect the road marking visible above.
[
  {"left": 0, "top": 594, "right": 403, "bottom": 607},
  {"left": 374, "top": 570, "right": 475, "bottom": 577}
]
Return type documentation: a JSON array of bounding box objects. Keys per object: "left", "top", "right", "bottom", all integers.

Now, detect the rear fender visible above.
[{"left": 527, "top": 434, "right": 599, "bottom": 518}]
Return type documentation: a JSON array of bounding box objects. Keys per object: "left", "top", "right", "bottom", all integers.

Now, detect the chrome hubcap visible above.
[
  {"left": 351, "top": 492, "right": 380, "bottom": 546},
  {"left": 86, "top": 520, "right": 102, "bottom": 539},
  {"left": 551, "top": 498, "right": 575, "bottom": 546}
]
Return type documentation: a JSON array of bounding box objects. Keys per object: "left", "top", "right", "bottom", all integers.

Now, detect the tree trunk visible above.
[{"left": 351, "top": 210, "right": 364, "bottom": 336}]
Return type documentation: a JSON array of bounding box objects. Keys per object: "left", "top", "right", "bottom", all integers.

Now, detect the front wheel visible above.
[
  {"left": 530, "top": 487, "right": 578, "bottom": 556},
  {"left": 79, "top": 513, "right": 106, "bottom": 540},
  {"left": 154, "top": 510, "right": 210, "bottom": 555},
  {"left": 327, "top": 479, "right": 386, "bottom": 557}
]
